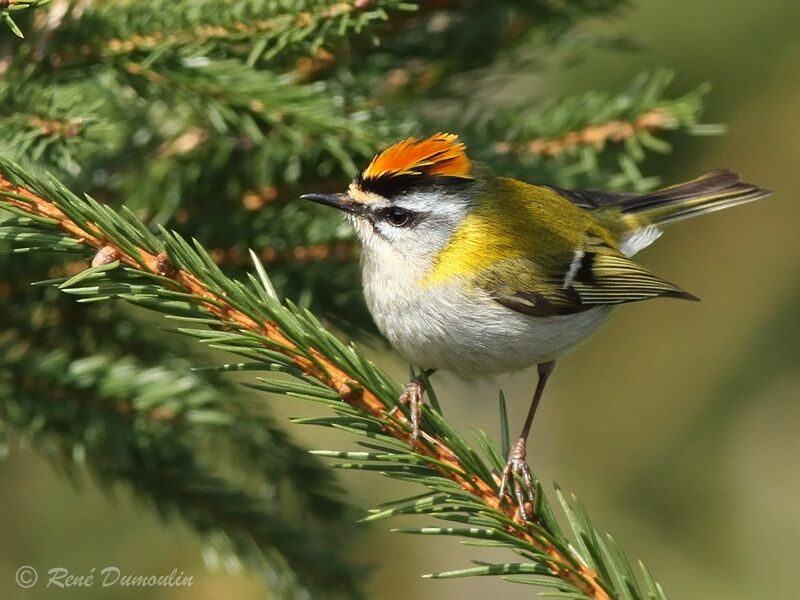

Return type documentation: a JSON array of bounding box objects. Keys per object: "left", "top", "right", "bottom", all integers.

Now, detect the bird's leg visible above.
[
  {"left": 499, "top": 361, "right": 555, "bottom": 520},
  {"left": 390, "top": 368, "right": 436, "bottom": 440}
]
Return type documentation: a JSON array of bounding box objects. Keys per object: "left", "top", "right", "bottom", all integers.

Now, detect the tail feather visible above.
[{"left": 619, "top": 169, "right": 771, "bottom": 226}]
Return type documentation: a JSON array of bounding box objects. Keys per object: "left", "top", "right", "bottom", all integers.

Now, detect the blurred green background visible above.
[{"left": 2, "top": 1, "right": 799, "bottom": 598}]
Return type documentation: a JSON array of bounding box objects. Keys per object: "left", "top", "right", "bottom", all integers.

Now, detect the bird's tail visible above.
[{"left": 619, "top": 169, "right": 771, "bottom": 227}]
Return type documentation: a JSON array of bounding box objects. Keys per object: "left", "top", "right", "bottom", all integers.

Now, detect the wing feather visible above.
[
  {"left": 488, "top": 240, "right": 697, "bottom": 317},
  {"left": 464, "top": 177, "right": 699, "bottom": 317}
]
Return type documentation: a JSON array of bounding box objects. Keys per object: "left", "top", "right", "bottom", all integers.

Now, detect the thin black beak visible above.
[{"left": 300, "top": 193, "right": 361, "bottom": 215}]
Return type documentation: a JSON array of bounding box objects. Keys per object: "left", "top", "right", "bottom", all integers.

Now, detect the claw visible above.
[
  {"left": 499, "top": 438, "right": 535, "bottom": 520},
  {"left": 398, "top": 378, "right": 425, "bottom": 440}
]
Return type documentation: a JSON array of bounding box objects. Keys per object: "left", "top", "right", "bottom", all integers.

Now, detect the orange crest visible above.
[{"left": 361, "top": 133, "right": 472, "bottom": 182}]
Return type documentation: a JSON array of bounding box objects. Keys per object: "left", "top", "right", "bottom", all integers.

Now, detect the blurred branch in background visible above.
[{"left": 473, "top": 70, "right": 722, "bottom": 191}]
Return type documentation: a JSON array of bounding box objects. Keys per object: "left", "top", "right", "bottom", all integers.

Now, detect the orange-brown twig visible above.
[
  {"left": 26, "top": 115, "right": 84, "bottom": 138},
  {"left": 495, "top": 108, "right": 678, "bottom": 158},
  {"left": 0, "top": 174, "right": 611, "bottom": 600},
  {"left": 49, "top": 2, "right": 381, "bottom": 64}
]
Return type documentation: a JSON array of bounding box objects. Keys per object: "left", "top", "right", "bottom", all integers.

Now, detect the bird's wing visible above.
[
  {"left": 545, "top": 185, "right": 636, "bottom": 210},
  {"left": 436, "top": 177, "right": 697, "bottom": 317},
  {"left": 484, "top": 236, "right": 697, "bottom": 317}
]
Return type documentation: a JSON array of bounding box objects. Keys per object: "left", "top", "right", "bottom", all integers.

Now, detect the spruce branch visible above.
[
  {"left": 0, "top": 79, "right": 112, "bottom": 177},
  {"left": 494, "top": 71, "right": 720, "bottom": 155},
  {"left": 0, "top": 158, "right": 674, "bottom": 599},
  {"left": 34, "top": 0, "right": 415, "bottom": 68},
  {"left": 0, "top": 0, "right": 50, "bottom": 38},
  {"left": 0, "top": 254, "right": 362, "bottom": 596},
  {"left": 0, "top": 346, "right": 360, "bottom": 589},
  {"left": 47, "top": 241, "right": 359, "bottom": 276},
  {"left": 0, "top": 275, "right": 350, "bottom": 519},
  {"left": 0, "top": 347, "right": 362, "bottom": 597}
]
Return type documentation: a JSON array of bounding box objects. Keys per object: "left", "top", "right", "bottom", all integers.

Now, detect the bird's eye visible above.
[{"left": 385, "top": 207, "right": 412, "bottom": 227}]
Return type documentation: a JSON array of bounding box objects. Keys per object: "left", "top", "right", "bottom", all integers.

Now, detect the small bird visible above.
[{"left": 301, "top": 133, "right": 770, "bottom": 517}]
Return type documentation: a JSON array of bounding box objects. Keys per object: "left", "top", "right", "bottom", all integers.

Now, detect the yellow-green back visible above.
[{"left": 424, "top": 176, "right": 619, "bottom": 287}]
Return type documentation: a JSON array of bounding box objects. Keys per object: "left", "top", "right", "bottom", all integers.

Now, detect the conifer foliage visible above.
[{"left": 1, "top": 1, "right": 714, "bottom": 597}]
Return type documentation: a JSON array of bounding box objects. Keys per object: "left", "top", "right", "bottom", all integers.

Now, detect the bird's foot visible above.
[
  {"left": 499, "top": 437, "right": 535, "bottom": 520},
  {"left": 389, "top": 375, "right": 427, "bottom": 440}
]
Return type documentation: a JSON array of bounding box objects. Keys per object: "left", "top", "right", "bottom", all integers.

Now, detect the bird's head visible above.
[{"left": 301, "top": 133, "right": 481, "bottom": 261}]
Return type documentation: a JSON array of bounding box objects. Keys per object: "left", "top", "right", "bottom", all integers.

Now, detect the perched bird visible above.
[{"left": 301, "top": 133, "right": 770, "bottom": 517}]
